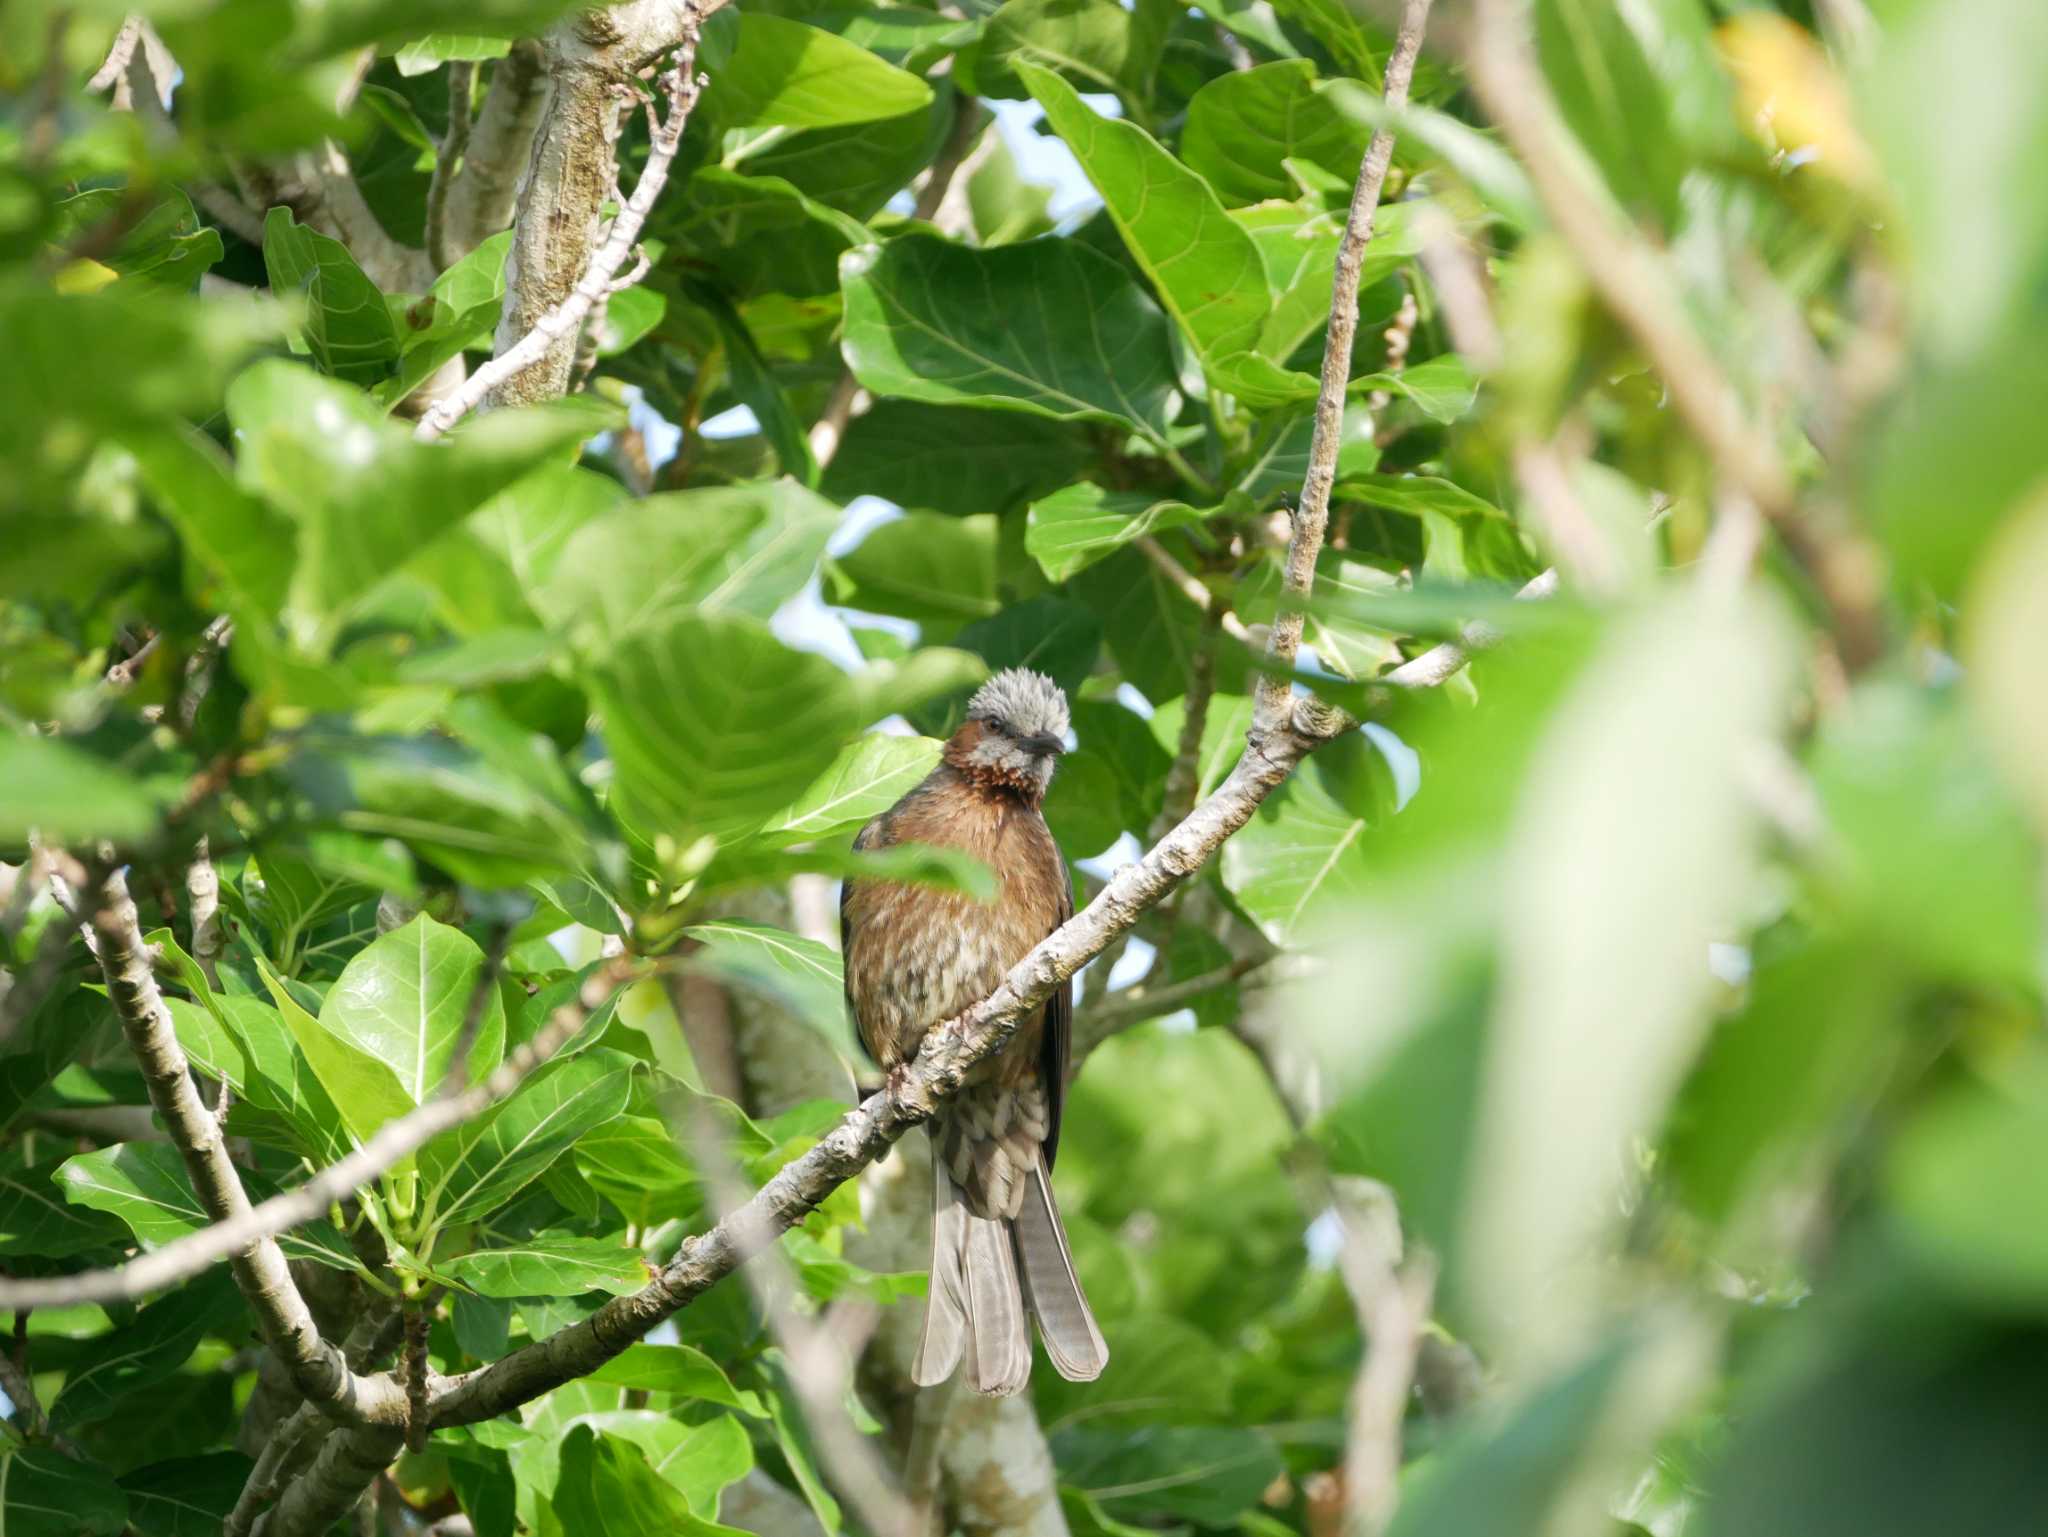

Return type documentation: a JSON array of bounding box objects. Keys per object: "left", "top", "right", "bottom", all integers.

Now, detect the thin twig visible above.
[
  {"left": 1255, "top": 0, "right": 1432, "bottom": 735},
  {"left": 1334, "top": 1181, "right": 1436, "bottom": 1537},
  {"left": 414, "top": 21, "right": 706, "bottom": 442},
  {"left": 0, "top": 953, "right": 639, "bottom": 1310},
  {"left": 187, "top": 837, "right": 223, "bottom": 992},
  {"left": 1075, "top": 956, "right": 1265, "bottom": 1059},
  {"left": 1378, "top": 569, "right": 1560, "bottom": 690},
  {"left": 426, "top": 61, "right": 477, "bottom": 272},
  {"left": 1135, "top": 536, "right": 1254, "bottom": 645}
]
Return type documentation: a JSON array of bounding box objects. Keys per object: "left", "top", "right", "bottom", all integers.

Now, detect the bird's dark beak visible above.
[{"left": 1023, "top": 732, "right": 1067, "bottom": 758}]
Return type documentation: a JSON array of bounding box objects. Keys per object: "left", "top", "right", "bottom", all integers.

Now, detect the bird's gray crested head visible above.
[
  {"left": 967, "top": 668, "right": 1070, "bottom": 745},
  {"left": 952, "top": 668, "right": 1071, "bottom": 797}
]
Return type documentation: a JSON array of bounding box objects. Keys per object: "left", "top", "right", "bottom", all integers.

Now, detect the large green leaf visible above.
[
  {"left": 261, "top": 207, "right": 401, "bottom": 385},
  {"left": 1023, "top": 63, "right": 1317, "bottom": 406},
  {"left": 119, "top": 1454, "right": 254, "bottom": 1537},
  {"left": 552, "top": 1424, "right": 753, "bottom": 1537},
  {"left": 0, "top": 1150, "right": 128, "bottom": 1260},
  {"left": 56, "top": 1142, "right": 363, "bottom": 1272},
  {"left": 0, "top": 1446, "right": 129, "bottom": 1537},
  {"left": 667, "top": 168, "right": 870, "bottom": 300},
  {"left": 1534, "top": 0, "right": 1684, "bottom": 229},
  {"left": 736, "top": 94, "right": 955, "bottom": 219},
  {"left": 1024, "top": 483, "right": 1214, "bottom": 583},
  {"left": 443, "top": 1232, "right": 651, "bottom": 1297},
  {"left": 705, "top": 12, "right": 933, "bottom": 129},
  {"left": 563, "top": 1412, "right": 752, "bottom": 1519},
  {"left": 826, "top": 513, "right": 999, "bottom": 630},
  {"left": 51, "top": 1271, "right": 244, "bottom": 1432},
  {"left": 589, "top": 612, "right": 860, "bottom": 844},
  {"left": 820, "top": 399, "right": 1095, "bottom": 516},
  {"left": 1221, "top": 739, "right": 1392, "bottom": 941},
  {"left": 1054, "top": 1424, "right": 1283, "bottom": 1526},
  {"left": 226, "top": 360, "right": 620, "bottom": 648},
  {"left": 683, "top": 919, "right": 851, "bottom": 1057},
  {"left": 1182, "top": 62, "right": 1377, "bottom": 207},
  {"left": 160, "top": 970, "right": 351, "bottom": 1165},
  {"left": 255, "top": 954, "right": 416, "bottom": 1153},
  {"left": 757, "top": 733, "right": 941, "bottom": 845},
  {"left": 321, "top": 913, "right": 508, "bottom": 1107},
  {"left": 0, "top": 734, "right": 160, "bottom": 844},
  {"left": 574, "top": 1116, "right": 702, "bottom": 1228},
  {"left": 537, "top": 483, "right": 840, "bottom": 645},
  {"left": 587, "top": 1344, "right": 766, "bottom": 1417},
  {"left": 56, "top": 189, "right": 223, "bottom": 293},
  {"left": 962, "top": 0, "right": 1155, "bottom": 100},
  {"left": 839, "top": 232, "right": 1181, "bottom": 437},
  {"left": 416, "top": 1049, "right": 637, "bottom": 1230}
]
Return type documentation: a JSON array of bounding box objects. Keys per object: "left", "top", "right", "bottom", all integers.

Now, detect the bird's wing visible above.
[
  {"left": 842, "top": 814, "right": 889, "bottom": 1063},
  {"left": 1041, "top": 843, "right": 1074, "bottom": 1171}
]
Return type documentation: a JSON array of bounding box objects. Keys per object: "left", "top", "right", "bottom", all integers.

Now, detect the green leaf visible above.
[
  {"left": 826, "top": 513, "right": 999, "bottom": 630},
  {"left": 574, "top": 1116, "right": 702, "bottom": 1228},
  {"left": 1182, "top": 62, "right": 1376, "bottom": 207},
  {"left": 394, "top": 33, "right": 512, "bottom": 73},
  {"left": 119, "top": 1454, "right": 255, "bottom": 1537},
  {"left": 1265, "top": 0, "right": 1385, "bottom": 82},
  {"left": 227, "top": 360, "right": 620, "bottom": 647},
  {"left": 1337, "top": 471, "right": 1505, "bottom": 521},
  {"left": 0, "top": 734, "right": 159, "bottom": 844},
  {"left": 552, "top": 1425, "right": 752, "bottom": 1536},
  {"left": 261, "top": 207, "right": 401, "bottom": 385},
  {"left": 417, "top": 1049, "right": 637, "bottom": 1229},
  {"left": 683, "top": 919, "right": 851, "bottom": 1057},
  {"left": 245, "top": 842, "right": 373, "bottom": 954},
  {"left": 255, "top": 953, "right": 416, "bottom": 1153},
  {"left": 1023, "top": 62, "right": 1317, "bottom": 406},
  {"left": 443, "top": 1232, "right": 651, "bottom": 1298},
  {"left": 1025, "top": 483, "right": 1214, "bottom": 583},
  {"left": 706, "top": 13, "right": 933, "bottom": 129},
  {"left": 538, "top": 483, "right": 840, "bottom": 644},
  {"left": 1354, "top": 353, "right": 1480, "bottom": 424},
  {"left": 51, "top": 1271, "right": 244, "bottom": 1432},
  {"left": 952, "top": 596, "right": 1104, "bottom": 700},
  {"left": 321, "top": 913, "right": 508, "bottom": 1107},
  {"left": 667, "top": 168, "right": 870, "bottom": 300},
  {"left": 0, "top": 1151, "right": 128, "bottom": 1259},
  {"left": 1221, "top": 739, "right": 1392, "bottom": 941},
  {"left": 839, "top": 233, "right": 1181, "bottom": 438},
  {"left": 736, "top": 94, "right": 955, "bottom": 220},
  {"left": 820, "top": 400, "right": 1094, "bottom": 517},
  {"left": 1054, "top": 1425, "right": 1283, "bottom": 1526},
  {"left": 1534, "top": 0, "right": 1684, "bottom": 229},
  {"left": 589, "top": 612, "right": 860, "bottom": 844},
  {"left": 0, "top": 1446, "right": 129, "bottom": 1536},
  {"left": 56, "top": 1142, "right": 363, "bottom": 1273},
  {"left": 376, "top": 233, "right": 510, "bottom": 410},
  {"left": 587, "top": 1344, "right": 767, "bottom": 1417},
  {"left": 1385, "top": 1329, "right": 1642, "bottom": 1537},
  {"left": 1459, "top": 588, "right": 1796, "bottom": 1361},
  {"left": 562, "top": 1412, "right": 752, "bottom": 1518},
  {"left": 57, "top": 190, "right": 223, "bottom": 293},
  {"left": 758, "top": 734, "right": 941, "bottom": 844},
  {"left": 962, "top": 0, "right": 1152, "bottom": 100},
  {"left": 126, "top": 424, "right": 295, "bottom": 628}
]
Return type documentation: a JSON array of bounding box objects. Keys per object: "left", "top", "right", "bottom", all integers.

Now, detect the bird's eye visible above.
[{"left": 991, "top": 717, "right": 1011, "bottom": 734}]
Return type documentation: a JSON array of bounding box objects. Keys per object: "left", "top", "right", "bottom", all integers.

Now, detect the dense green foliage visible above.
[{"left": 4, "top": 0, "right": 2048, "bottom": 1533}]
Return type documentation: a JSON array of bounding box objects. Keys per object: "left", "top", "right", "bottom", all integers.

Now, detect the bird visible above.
[{"left": 840, "top": 668, "right": 1109, "bottom": 1395}]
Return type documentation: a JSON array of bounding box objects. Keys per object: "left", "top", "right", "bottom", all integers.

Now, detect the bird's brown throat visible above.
[{"left": 942, "top": 719, "right": 1047, "bottom": 805}]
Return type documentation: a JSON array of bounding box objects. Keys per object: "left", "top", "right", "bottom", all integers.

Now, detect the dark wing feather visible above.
[{"left": 1040, "top": 852, "right": 1074, "bottom": 1170}]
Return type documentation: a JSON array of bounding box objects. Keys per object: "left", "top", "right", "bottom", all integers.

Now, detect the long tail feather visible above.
[
  {"left": 962, "top": 1208, "right": 1030, "bottom": 1395},
  {"left": 914, "top": 1142, "right": 969, "bottom": 1388},
  {"left": 1013, "top": 1152, "right": 1108, "bottom": 1382}
]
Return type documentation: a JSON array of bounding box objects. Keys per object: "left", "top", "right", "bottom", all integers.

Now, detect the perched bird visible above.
[{"left": 840, "top": 668, "right": 1109, "bottom": 1395}]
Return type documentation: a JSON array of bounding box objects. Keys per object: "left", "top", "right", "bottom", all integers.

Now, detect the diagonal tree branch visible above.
[
  {"left": 0, "top": 954, "right": 640, "bottom": 1310},
  {"left": 1253, "top": 0, "right": 1432, "bottom": 737},
  {"left": 81, "top": 868, "right": 408, "bottom": 1427}
]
